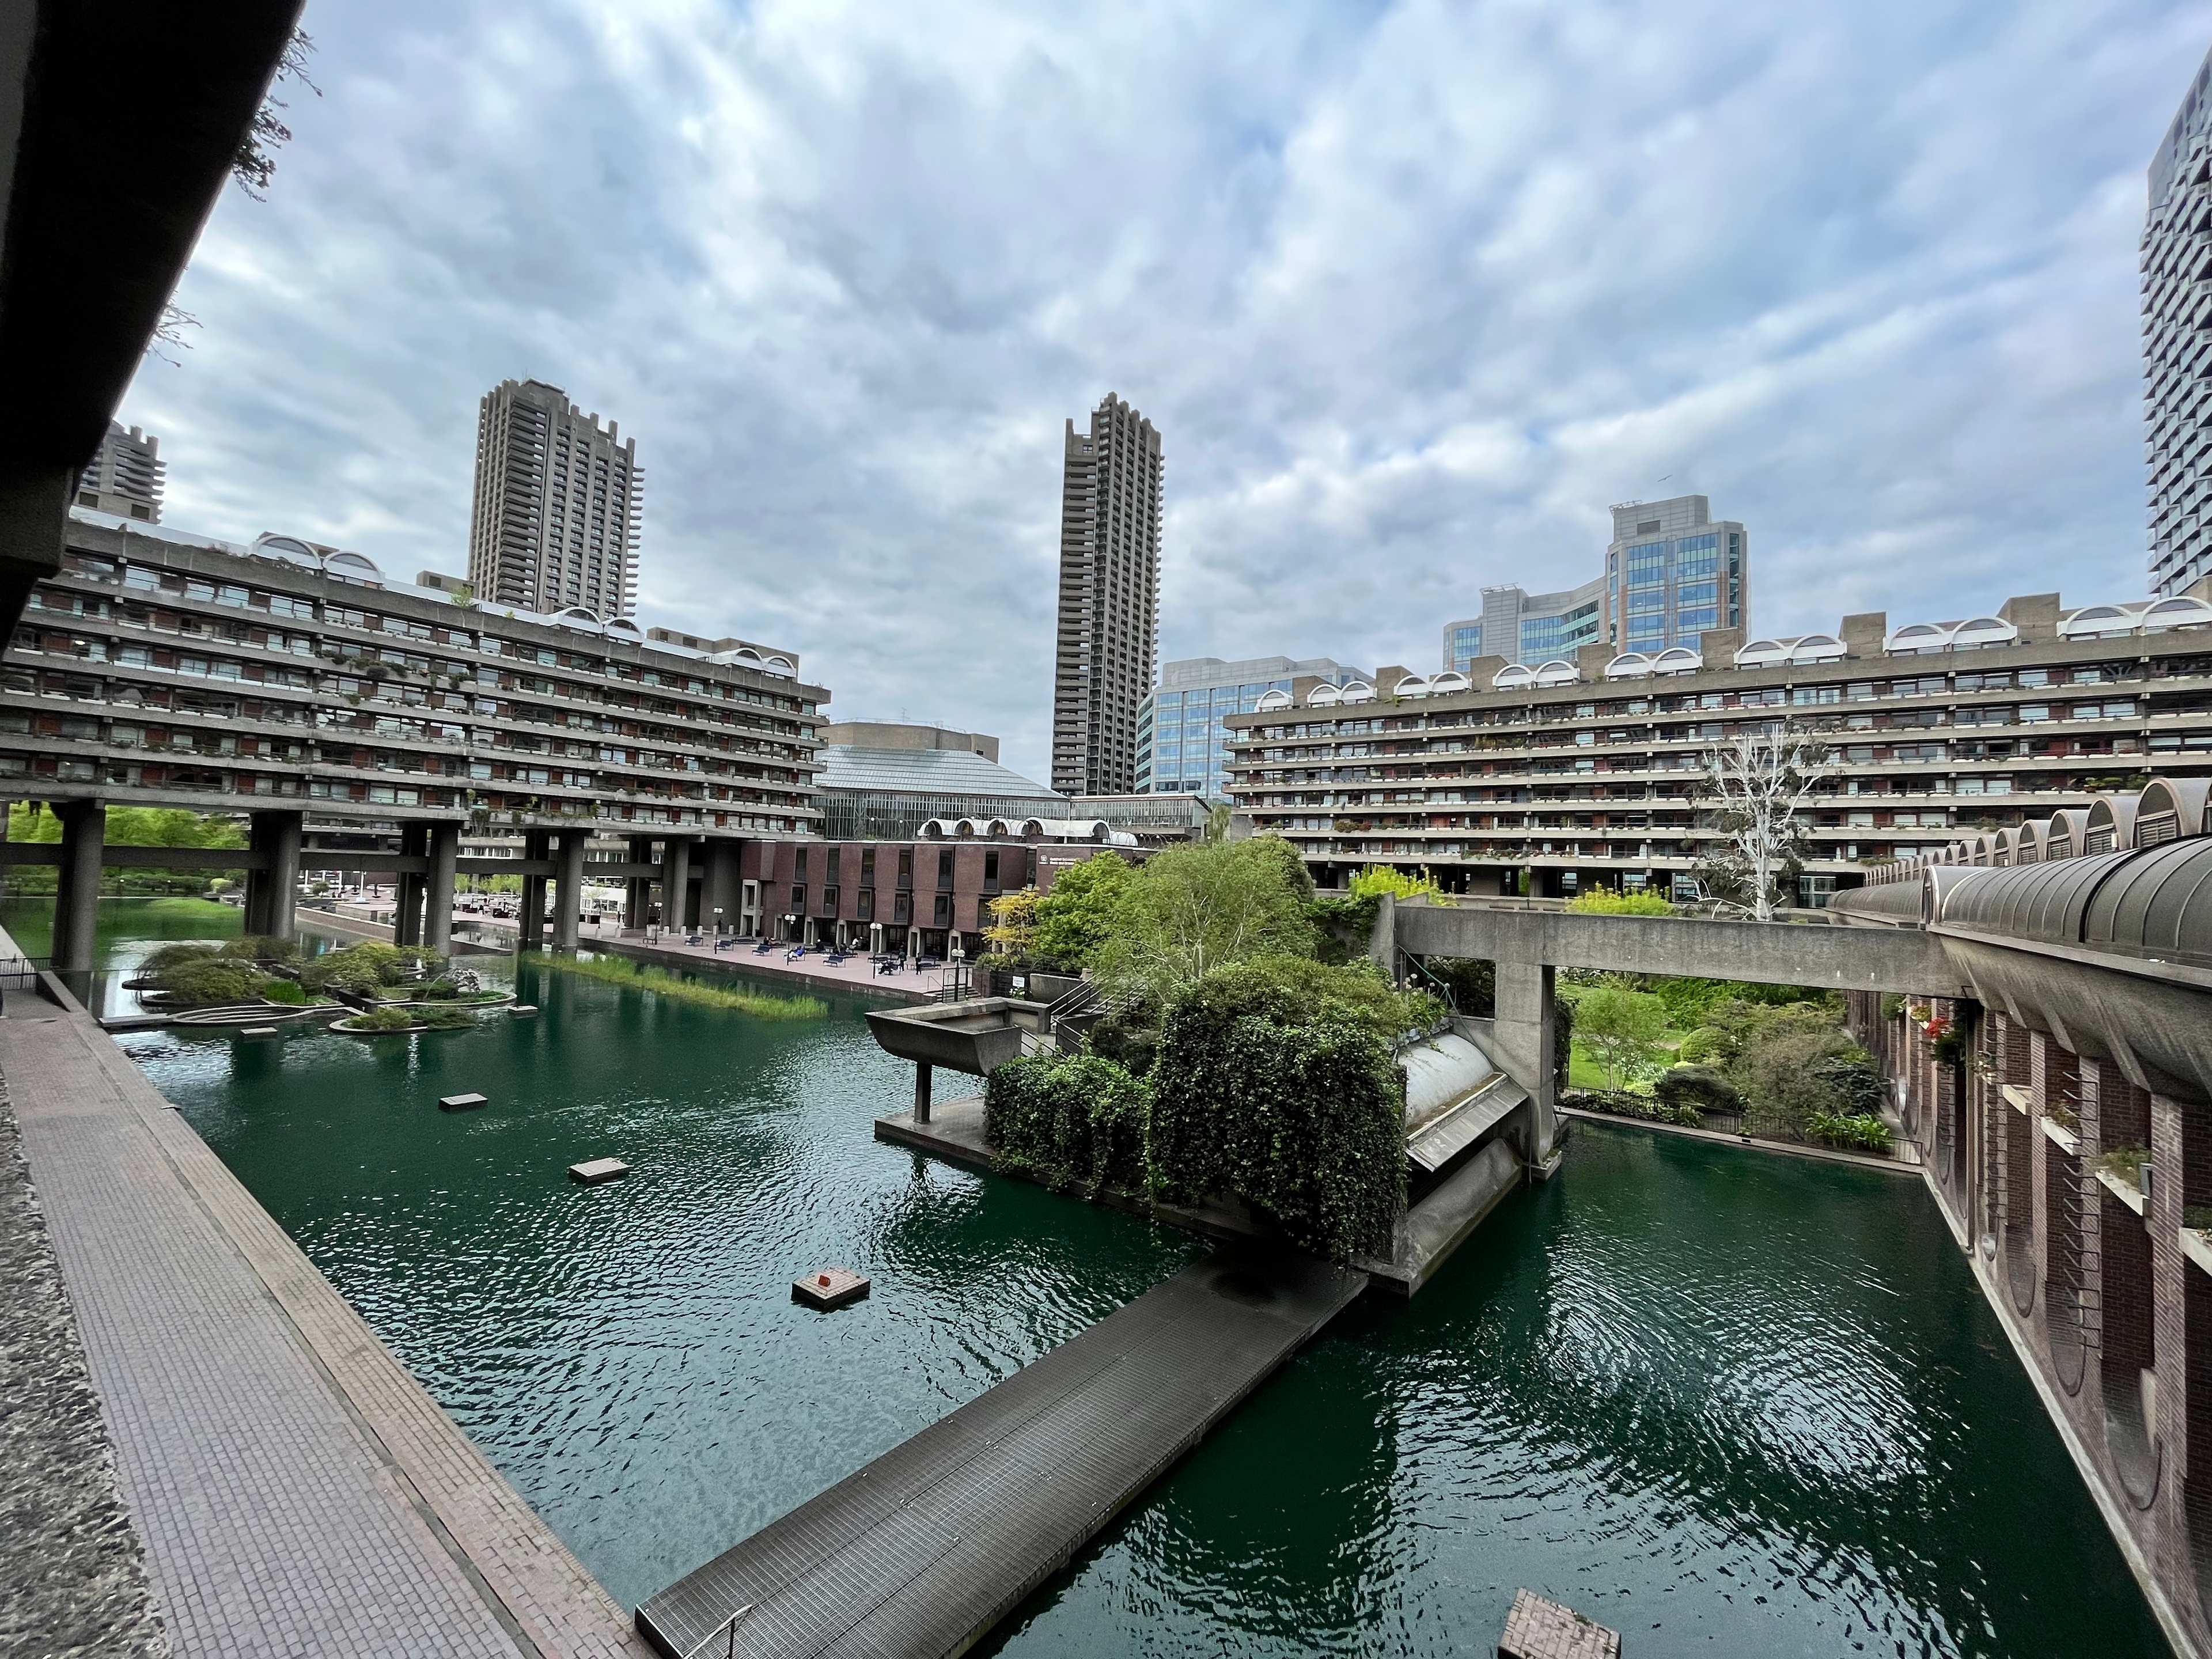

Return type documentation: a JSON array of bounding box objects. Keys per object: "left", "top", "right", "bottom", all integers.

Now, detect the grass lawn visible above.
[{"left": 135, "top": 897, "right": 236, "bottom": 917}]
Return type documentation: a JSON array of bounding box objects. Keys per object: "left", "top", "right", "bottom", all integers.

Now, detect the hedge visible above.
[
  {"left": 1150, "top": 1002, "right": 1404, "bottom": 1263},
  {"left": 984, "top": 1051, "right": 1150, "bottom": 1196}
]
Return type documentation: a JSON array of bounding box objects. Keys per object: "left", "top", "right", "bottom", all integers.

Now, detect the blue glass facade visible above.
[
  {"left": 1138, "top": 660, "right": 1360, "bottom": 796},
  {"left": 1605, "top": 528, "right": 1742, "bottom": 653}
]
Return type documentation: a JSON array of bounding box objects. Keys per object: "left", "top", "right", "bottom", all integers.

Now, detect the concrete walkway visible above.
[
  {"left": 2, "top": 995, "right": 644, "bottom": 1658},
  {"left": 637, "top": 1249, "right": 1368, "bottom": 1659}
]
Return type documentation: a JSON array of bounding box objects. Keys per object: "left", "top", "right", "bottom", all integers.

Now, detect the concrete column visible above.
[
  {"left": 626, "top": 834, "right": 654, "bottom": 931},
  {"left": 263, "top": 810, "right": 302, "bottom": 944},
  {"left": 423, "top": 821, "right": 460, "bottom": 956},
  {"left": 662, "top": 835, "right": 692, "bottom": 933},
  {"left": 242, "top": 812, "right": 273, "bottom": 935},
  {"left": 914, "top": 1061, "right": 933, "bottom": 1126},
  {"left": 518, "top": 828, "right": 550, "bottom": 951},
  {"left": 552, "top": 830, "right": 586, "bottom": 950},
  {"left": 393, "top": 823, "right": 428, "bottom": 946},
  {"left": 702, "top": 839, "right": 742, "bottom": 934},
  {"left": 1493, "top": 959, "right": 1558, "bottom": 1170},
  {"left": 52, "top": 800, "right": 104, "bottom": 982}
]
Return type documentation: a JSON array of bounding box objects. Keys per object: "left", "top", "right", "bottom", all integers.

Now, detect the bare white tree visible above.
[{"left": 1695, "top": 721, "right": 1832, "bottom": 921}]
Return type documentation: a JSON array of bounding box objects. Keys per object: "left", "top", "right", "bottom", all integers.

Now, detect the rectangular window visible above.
[
  {"left": 932, "top": 893, "right": 950, "bottom": 926},
  {"left": 858, "top": 888, "right": 874, "bottom": 921},
  {"left": 795, "top": 847, "right": 808, "bottom": 878},
  {"left": 983, "top": 850, "right": 1000, "bottom": 884},
  {"left": 821, "top": 885, "right": 839, "bottom": 916},
  {"left": 790, "top": 884, "right": 806, "bottom": 911},
  {"left": 898, "top": 849, "right": 913, "bottom": 887},
  {"left": 861, "top": 847, "right": 876, "bottom": 881},
  {"left": 937, "top": 849, "right": 955, "bottom": 889}
]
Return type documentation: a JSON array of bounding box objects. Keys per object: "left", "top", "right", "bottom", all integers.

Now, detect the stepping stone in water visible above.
[
  {"left": 438, "top": 1093, "right": 488, "bottom": 1113},
  {"left": 792, "top": 1267, "right": 870, "bottom": 1310},
  {"left": 239, "top": 1027, "right": 279, "bottom": 1038},
  {"left": 512, "top": 1005, "right": 539, "bottom": 1016},
  {"left": 569, "top": 1157, "right": 630, "bottom": 1185}
]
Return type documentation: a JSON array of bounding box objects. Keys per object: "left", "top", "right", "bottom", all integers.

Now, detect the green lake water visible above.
[{"left": 22, "top": 899, "right": 2173, "bottom": 1657}]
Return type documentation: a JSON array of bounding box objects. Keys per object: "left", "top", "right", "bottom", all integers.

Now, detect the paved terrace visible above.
[{"left": 2, "top": 954, "right": 645, "bottom": 1658}]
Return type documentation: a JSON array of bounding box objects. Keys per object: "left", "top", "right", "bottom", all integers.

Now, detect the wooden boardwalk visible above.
[{"left": 635, "top": 1249, "right": 1367, "bottom": 1658}]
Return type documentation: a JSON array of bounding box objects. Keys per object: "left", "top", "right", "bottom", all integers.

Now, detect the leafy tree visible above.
[
  {"left": 9, "top": 803, "right": 245, "bottom": 848},
  {"left": 1031, "top": 853, "right": 1132, "bottom": 967},
  {"left": 1574, "top": 985, "right": 1671, "bottom": 1090},
  {"left": 1092, "top": 839, "right": 1317, "bottom": 1005},
  {"left": 982, "top": 887, "right": 1039, "bottom": 959}
]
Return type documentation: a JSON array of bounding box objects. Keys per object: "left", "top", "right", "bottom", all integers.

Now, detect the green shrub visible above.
[
  {"left": 155, "top": 957, "right": 268, "bottom": 1005},
  {"left": 344, "top": 1005, "right": 420, "bottom": 1032},
  {"left": 984, "top": 1051, "right": 1150, "bottom": 1195},
  {"left": 1570, "top": 1089, "right": 1703, "bottom": 1128},
  {"left": 1807, "top": 1111, "right": 1893, "bottom": 1153},
  {"left": 1673, "top": 1025, "right": 1731, "bottom": 1066},
  {"left": 1149, "top": 968, "right": 1408, "bottom": 1263},
  {"left": 1656, "top": 1065, "right": 1740, "bottom": 1115},
  {"left": 221, "top": 934, "right": 300, "bottom": 963},
  {"left": 1417, "top": 956, "right": 1494, "bottom": 1016},
  {"left": 1810, "top": 1052, "right": 1888, "bottom": 1116},
  {"left": 1564, "top": 886, "right": 1674, "bottom": 915},
  {"left": 260, "top": 978, "right": 310, "bottom": 1005}
]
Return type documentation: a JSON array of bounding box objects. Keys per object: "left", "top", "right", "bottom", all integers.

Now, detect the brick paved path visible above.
[{"left": 3, "top": 1003, "right": 645, "bottom": 1659}]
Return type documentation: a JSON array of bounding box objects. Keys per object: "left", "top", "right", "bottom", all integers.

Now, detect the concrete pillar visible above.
[
  {"left": 262, "top": 810, "right": 302, "bottom": 944},
  {"left": 626, "top": 835, "right": 654, "bottom": 931},
  {"left": 393, "top": 823, "right": 428, "bottom": 946},
  {"left": 552, "top": 830, "right": 586, "bottom": 950},
  {"left": 1493, "top": 959, "right": 1558, "bottom": 1169},
  {"left": 52, "top": 800, "right": 104, "bottom": 982},
  {"left": 702, "top": 838, "right": 742, "bottom": 934},
  {"left": 423, "top": 821, "right": 460, "bottom": 956},
  {"left": 518, "top": 828, "right": 550, "bottom": 951},
  {"left": 662, "top": 835, "right": 692, "bottom": 933},
  {"left": 914, "top": 1061, "right": 933, "bottom": 1126},
  {"left": 243, "top": 812, "right": 273, "bottom": 936}
]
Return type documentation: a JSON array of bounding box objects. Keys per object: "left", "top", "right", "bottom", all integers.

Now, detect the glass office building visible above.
[
  {"left": 1603, "top": 495, "right": 1747, "bottom": 654},
  {"left": 1137, "top": 655, "right": 1366, "bottom": 797}
]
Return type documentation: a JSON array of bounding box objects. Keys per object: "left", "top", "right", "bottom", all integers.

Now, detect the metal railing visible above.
[{"left": 682, "top": 1605, "right": 753, "bottom": 1659}]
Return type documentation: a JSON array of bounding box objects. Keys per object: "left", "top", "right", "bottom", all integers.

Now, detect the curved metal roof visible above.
[
  {"left": 2082, "top": 837, "right": 2212, "bottom": 965},
  {"left": 1933, "top": 847, "right": 2136, "bottom": 948},
  {"left": 1864, "top": 842, "right": 2212, "bottom": 970}
]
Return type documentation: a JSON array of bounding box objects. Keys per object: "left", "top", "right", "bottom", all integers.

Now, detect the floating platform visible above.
[
  {"left": 1499, "top": 1588, "right": 1621, "bottom": 1658},
  {"left": 636, "top": 1248, "right": 1365, "bottom": 1658},
  {"left": 512, "top": 1005, "right": 539, "bottom": 1016},
  {"left": 238, "top": 1027, "right": 279, "bottom": 1039},
  {"left": 568, "top": 1157, "right": 629, "bottom": 1185},
  {"left": 791, "top": 1267, "right": 869, "bottom": 1310},
  {"left": 875, "top": 1094, "right": 1522, "bottom": 1296},
  {"left": 438, "top": 1093, "right": 488, "bottom": 1113}
]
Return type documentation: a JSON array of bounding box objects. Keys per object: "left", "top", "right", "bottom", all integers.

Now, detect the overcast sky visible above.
[{"left": 124, "top": 0, "right": 2212, "bottom": 785}]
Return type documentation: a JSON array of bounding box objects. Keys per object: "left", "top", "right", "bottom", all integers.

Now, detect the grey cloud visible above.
[{"left": 121, "top": 0, "right": 2210, "bottom": 782}]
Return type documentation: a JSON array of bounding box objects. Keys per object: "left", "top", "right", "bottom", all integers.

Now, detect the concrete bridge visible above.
[{"left": 1372, "top": 896, "right": 1969, "bottom": 1168}]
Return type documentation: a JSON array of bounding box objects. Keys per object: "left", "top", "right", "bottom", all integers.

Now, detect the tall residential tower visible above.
[
  {"left": 75, "top": 421, "right": 164, "bottom": 522},
  {"left": 1050, "top": 394, "right": 1161, "bottom": 795},
  {"left": 2145, "top": 46, "right": 2212, "bottom": 596},
  {"left": 467, "top": 379, "right": 643, "bottom": 617}
]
